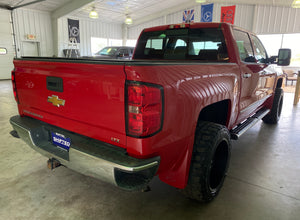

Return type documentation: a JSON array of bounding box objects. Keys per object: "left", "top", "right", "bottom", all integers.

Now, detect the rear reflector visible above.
[{"left": 126, "top": 81, "right": 164, "bottom": 137}]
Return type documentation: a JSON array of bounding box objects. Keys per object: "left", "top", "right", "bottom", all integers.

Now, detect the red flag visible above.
[{"left": 220, "top": 5, "right": 236, "bottom": 24}]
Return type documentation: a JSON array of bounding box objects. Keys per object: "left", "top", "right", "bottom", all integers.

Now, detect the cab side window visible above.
[
  {"left": 233, "top": 30, "right": 255, "bottom": 62},
  {"left": 251, "top": 35, "right": 268, "bottom": 63}
]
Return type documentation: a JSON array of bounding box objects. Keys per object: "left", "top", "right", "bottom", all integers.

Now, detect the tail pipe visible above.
[{"left": 47, "top": 158, "right": 61, "bottom": 170}]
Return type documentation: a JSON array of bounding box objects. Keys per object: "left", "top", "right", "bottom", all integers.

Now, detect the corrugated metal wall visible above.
[
  {"left": 0, "top": 9, "right": 14, "bottom": 79},
  {"left": 212, "top": 4, "right": 255, "bottom": 31},
  {"left": 253, "top": 5, "right": 300, "bottom": 34},
  {"left": 11, "top": 4, "right": 300, "bottom": 56},
  {"left": 128, "top": 17, "right": 165, "bottom": 39},
  {"left": 57, "top": 17, "right": 122, "bottom": 57},
  {"left": 13, "top": 8, "right": 53, "bottom": 58},
  {"left": 128, "top": 3, "right": 299, "bottom": 39}
]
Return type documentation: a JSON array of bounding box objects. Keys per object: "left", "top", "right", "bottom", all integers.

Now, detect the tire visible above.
[
  {"left": 262, "top": 88, "right": 283, "bottom": 124},
  {"left": 181, "top": 121, "right": 231, "bottom": 202}
]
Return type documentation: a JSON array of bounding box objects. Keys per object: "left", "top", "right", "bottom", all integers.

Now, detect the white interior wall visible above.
[
  {"left": 13, "top": 8, "right": 53, "bottom": 58},
  {"left": 57, "top": 17, "right": 122, "bottom": 57},
  {"left": 128, "top": 3, "right": 255, "bottom": 39},
  {"left": 165, "top": 3, "right": 255, "bottom": 29},
  {"left": 128, "top": 17, "right": 165, "bottom": 40},
  {"left": 0, "top": 9, "right": 14, "bottom": 79},
  {"left": 9, "top": 3, "right": 300, "bottom": 58},
  {"left": 253, "top": 5, "right": 300, "bottom": 34},
  {"left": 128, "top": 3, "right": 299, "bottom": 39}
]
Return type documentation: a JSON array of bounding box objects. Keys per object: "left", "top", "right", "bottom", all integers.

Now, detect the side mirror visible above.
[
  {"left": 244, "top": 56, "right": 256, "bottom": 63},
  {"left": 277, "top": 48, "right": 291, "bottom": 66},
  {"left": 268, "top": 55, "right": 278, "bottom": 64}
]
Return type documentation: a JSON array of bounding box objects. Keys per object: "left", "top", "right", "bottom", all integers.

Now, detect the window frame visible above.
[
  {"left": 233, "top": 29, "right": 256, "bottom": 63},
  {"left": 251, "top": 34, "right": 268, "bottom": 64}
]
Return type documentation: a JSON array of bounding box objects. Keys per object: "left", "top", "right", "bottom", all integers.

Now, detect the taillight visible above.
[
  {"left": 11, "top": 69, "right": 19, "bottom": 104},
  {"left": 126, "top": 81, "right": 164, "bottom": 137}
]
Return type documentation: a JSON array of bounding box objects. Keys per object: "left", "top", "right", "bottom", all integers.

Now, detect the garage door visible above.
[{"left": 0, "top": 9, "right": 14, "bottom": 80}]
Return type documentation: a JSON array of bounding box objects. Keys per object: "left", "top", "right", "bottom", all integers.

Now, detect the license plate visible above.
[{"left": 51, "top": 132, "right": 71, "bottom": 151}]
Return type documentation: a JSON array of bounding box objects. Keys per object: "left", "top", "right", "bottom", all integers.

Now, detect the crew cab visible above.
[{"left": 10, "top": 22, "right": 291, "bottom": 202}]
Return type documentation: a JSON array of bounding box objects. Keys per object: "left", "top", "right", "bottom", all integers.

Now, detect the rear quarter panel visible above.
[{"left": 125, "top": 62, "right": 240, "bottom": 188}]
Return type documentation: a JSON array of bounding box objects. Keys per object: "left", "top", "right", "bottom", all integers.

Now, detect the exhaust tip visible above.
[
  {"left": 47, "top": 158, "right": 61, "bottom": 170},
  {"left": 10, "top": 130, "right": 20, "bottom": 138}
]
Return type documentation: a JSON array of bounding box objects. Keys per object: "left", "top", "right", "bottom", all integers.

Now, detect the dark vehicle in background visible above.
[{"left": 94, "top": 46, "right": 134, "bottom": 59}]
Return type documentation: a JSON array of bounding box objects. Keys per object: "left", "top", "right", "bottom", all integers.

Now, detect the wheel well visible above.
[
  {"left": 198, "top": 100, "right": 230, "bottom": 126},
  {"left": 276, "top": 78, "right": 283, "bottom": 88}
]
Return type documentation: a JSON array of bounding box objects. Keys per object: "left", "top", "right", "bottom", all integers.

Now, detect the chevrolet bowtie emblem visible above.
[{"left": 47, "top": 95, "right": 65, "bottom": 107}]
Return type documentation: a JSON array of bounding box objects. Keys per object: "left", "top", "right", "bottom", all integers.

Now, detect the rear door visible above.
[
  {"left": 0, "top": 9, "right": 14, "bottom": 79},
  {"left": 250, "top": 34, "right": 276, "bottom": 96},
  {"left": 233, "top": 29, "right": 273, "bottom": 122}
]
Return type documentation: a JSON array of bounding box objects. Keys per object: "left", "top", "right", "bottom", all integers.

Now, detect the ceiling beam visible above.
[
  {"left": 0, "top": 0, "right": 47, "bottom": 11},
  {"left": 51, "top": 0, "right": 94, "bottom": 19},
  {"left": 0, "top": 4, "right": 12, "bottom": 10},
  {"left": 12, "top": 0, "right": 47, "bottom": 10}
]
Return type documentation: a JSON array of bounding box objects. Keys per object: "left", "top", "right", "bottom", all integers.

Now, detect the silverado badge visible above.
[{"left": 48, "top": 95, "right": 65, "bottom": 107}]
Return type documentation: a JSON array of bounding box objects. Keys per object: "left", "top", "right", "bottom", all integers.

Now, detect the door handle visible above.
[{"left": 243, "top": 73, "right": 252, "bottom": 78}]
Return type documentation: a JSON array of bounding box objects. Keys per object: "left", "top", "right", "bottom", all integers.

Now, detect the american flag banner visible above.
[{"left": 183, "top": 9, "right": 195, "bottom": 23}]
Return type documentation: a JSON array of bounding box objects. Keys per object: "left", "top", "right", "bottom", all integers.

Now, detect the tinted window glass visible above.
[
  {"left": 134, "top": 28, "right": 228, "bottom": 62},
  {"left": 145, "top": 39, "right": 164, "bottom": 50},
  {"left": 251, "top": 35, "right": 267, "bottom": 63},
  {"left": 233, "top": 30, "right": 255, "bottom": 62},
  {"left": 175, "top": 39, "right": 187, "bottom": 47},
  {"left": 119, "top": 49, "right": 129, "bottom": 56},
  {"left": 97, "top": 47, "right": 118, "bottom": 56}
]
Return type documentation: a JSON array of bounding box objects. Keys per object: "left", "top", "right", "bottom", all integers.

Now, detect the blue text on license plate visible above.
[{"left": 51, "top": 132, "right": 71, "bottom": 151}]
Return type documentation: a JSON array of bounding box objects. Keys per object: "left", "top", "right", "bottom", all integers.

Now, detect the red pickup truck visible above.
[{"left": 10, "top": 22, "right": 291, "bottom": 202}]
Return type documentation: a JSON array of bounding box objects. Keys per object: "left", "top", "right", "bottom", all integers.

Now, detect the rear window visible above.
[{"left": 134, "top": 28, "right": 228, "bottom": 62}]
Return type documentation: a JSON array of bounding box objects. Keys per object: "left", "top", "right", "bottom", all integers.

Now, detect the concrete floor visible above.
[{"left": 1, "top": 79, "right": 300, "bottom": 220}]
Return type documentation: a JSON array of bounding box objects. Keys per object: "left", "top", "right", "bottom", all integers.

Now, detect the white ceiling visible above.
[
  {"left": 72, "top": 0, "right": 193, "bottom": 23},
  {"left": 0, "top": 0, "right": 297, "bottom": 24},
  {"left": 0, "top": 0, "right": 71, "bottom": 11}
]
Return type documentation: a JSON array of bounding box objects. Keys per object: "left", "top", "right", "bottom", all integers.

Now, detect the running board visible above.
[{"left": 230, "top": 109, "right": 270, "bottom": 140}]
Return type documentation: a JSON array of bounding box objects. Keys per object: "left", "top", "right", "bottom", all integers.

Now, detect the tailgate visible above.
[{"left": 13, "top": 58, "right": 127, "bottom": 148}]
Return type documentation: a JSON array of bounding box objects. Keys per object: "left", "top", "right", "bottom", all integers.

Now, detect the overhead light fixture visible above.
[
  {"left": 195, "top": 0, "right": 206, "bottom": 3},
  {"left": 292, "top": 0, "right": 300, "bottom": 8},
  {"left": 125, "top": 15, "right": 133, "bottom": 25},
  {"left": 89, "top": 7, "right": 98, "bottom": 19}
]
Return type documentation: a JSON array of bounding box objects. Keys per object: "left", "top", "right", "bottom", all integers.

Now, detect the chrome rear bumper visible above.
[{"left": 10, "top": 115, "right": 159, "bottom": 191}]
